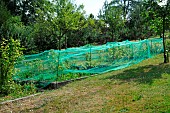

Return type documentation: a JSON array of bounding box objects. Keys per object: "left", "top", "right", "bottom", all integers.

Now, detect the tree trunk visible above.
[
  {"left": 112, "top": 30, "right": 114, "bottom": 42},
  {"left": 65, "top": 36, "right": 67, "bottom": 49},
  {"left": 58, "top": 37, "right": 61, "bottom": 50}
]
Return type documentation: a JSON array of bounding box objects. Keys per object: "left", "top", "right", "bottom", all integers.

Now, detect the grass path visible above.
[{"left": 0, "top": 54, "right": 170, "bottom": 113}]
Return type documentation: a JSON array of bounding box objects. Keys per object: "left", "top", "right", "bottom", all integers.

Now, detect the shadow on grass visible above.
[{"left": 103, "top": 63, "right": 170, "bottom": 85}]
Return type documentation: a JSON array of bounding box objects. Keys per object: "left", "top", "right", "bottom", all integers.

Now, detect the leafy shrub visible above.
[
  {"left": 9, "top": 82, "right": 36, "bottom": 98},
  {"left": 0, "top": 37, "right": 36, "bottom": 96}
]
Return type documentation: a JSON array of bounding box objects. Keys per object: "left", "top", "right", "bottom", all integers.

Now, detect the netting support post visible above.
[
  {"left": 162, "top": 13, "right": 167, "bottom": 63},
  {"left": 131, "top": 44, "right": 134, "bottom": 60},
  {"left": 57, "top": 50, "right": 61, "bottom": 81},
  {"left": 147, "top": 40, "right": 151, "bottom": 58},
  {"left": 56, "top": 37, "right": 62, "bottom": 80},
  {"left": 90, "top": 44, "right": 92, "bottom": 67},
  {"left": 166, "top": 50, "right": 169, "bottom": 63},
  {"left": 150, "top": 40, "right": 152, "bottom": 54}
]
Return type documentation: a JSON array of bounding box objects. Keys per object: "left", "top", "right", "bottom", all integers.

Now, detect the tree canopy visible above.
[{"left": 0, "top": 0, "right": 169, "bottom": 54}]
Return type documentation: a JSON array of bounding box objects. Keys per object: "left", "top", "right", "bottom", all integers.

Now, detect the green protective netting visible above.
[{"left": 13, "top": 38, "right": 163, "bottom": 87}]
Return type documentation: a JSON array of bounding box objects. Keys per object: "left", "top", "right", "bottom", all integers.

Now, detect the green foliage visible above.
[
  {"left": 1, "top": 16, "right": 25, "bottom": 39},
  {"left": 31, "top": 21, "right": 56, "bottom": 52},
  {"left": 166, "top": 39, "right": 170, "bottom": 51},
  {"left": 0, "top": 16, "right": 37, "bottom": 54},
  {"left": 0, "top": 37, "right": 36, "bottom": 97},
  {"left": 0, "top": 37, "right": 23, "bottom": 95},
  {"left": 51, "top": 0, "right": 86, "bottom": 49},
  {"left": 2, "top": 0, "right": 49, "bottom": 25},
  {"left": 0, "top": 1, "right": 11, "bottom": 27},
  {"left": 132, "top": 93, "right": 142, "bottom": 102},
  {"left": 8, "top": 82, "right": 36, "bottom": 98},
  {"left": 0, "top": 0, "right": 169, "bottom": 54},
  {"left": 99, "top": 0, "right": 125, "bottom": 41}
]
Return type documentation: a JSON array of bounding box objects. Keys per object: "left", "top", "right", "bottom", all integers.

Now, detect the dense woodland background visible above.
[{"left": 0, "top": 0, "right": 170, "bottom": 54}]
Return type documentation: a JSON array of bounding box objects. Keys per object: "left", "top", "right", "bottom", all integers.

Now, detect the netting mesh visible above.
[{"left": 14, "top": 38, "right": 163, "bottom": 86}]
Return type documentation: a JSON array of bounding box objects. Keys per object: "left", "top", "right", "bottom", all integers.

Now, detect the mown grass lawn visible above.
[{"left": 0, "top": 54, "right": 170, "bottom": 113}]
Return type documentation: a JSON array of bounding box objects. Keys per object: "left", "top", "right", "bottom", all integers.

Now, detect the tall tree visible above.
[
  {"left": 51, "top": 0, "right": 85, "bottom": 49},
  {"left": 99, "top": 0, "right": 124, "bottom": 41}
]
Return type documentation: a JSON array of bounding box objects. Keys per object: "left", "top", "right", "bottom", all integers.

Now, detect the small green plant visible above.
[
  {"left": 85, "top": 53, "right": 90, "bottom": 61},
  {"left": 132, "top": 94, "right": 142, "bottom": 102}
]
